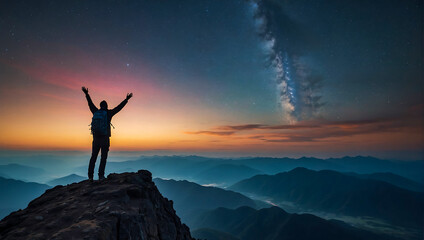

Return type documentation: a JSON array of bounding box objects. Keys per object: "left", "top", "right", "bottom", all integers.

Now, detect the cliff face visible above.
[{"left": 0, "top": 170, "right": 193, "bottom": 240}]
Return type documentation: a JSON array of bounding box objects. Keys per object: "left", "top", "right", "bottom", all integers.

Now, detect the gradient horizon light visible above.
[{"left": 0, "top": 0, "right": 422, "bottom": 160}]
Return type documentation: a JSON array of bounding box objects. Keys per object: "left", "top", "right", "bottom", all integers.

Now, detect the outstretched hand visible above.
[
  {"left": 126, "top": 93, "right": 133, "bottom": 100},
  {"left": 82, "top": 86, "right": 89, "bottom": 94}
]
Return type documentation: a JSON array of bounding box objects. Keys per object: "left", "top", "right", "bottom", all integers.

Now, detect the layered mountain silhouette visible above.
[
  {"left": 1, "top": 154, "right": 422, "bottom": 239},
  {"left": 325, "top": 156, "right": 424, "bottom": 184},
  {"left": 47, "top": 174, "right": 87, "bottom": 186},
  {"left": 230, "top": 167, "right": 424, "bottom": 229},
  {"left": 80, "top": 155, "right": 423, "bottom": 185},
  {"left": 91, "top": 157, "right": 261, "bottom": 186},
  {"left": 0, "top": 172, "right": 10, "bottom": 178},
  {"left": 190, "top": 206, "right": 397, "bottom": 240},
  {"left": 99, "top": 156, "right": 216, "bottom": 181},
  {"left": 191, "top": 228, "right": 240, "bottom": 240},
  {"left": 344, "top": 172, "right": 423, "bottom": 192},
  {"left": 235, "top": 157, "right": 339, "bottom": 174},
  {"left": 154, "top": 178, "right": 256, "bottom": 222},
  {"left": 0, "top": 170, "right": 193, "bottom": 240},
  {"left": 0, "top": 177, "right": 50, "bottom": 220},
  {"left": 237, "top": 156, "right": 424, "bottom": 184},
  {"left": 193, "top": 164, "right": 262, "bottom": 186},
  {"left": 0, "top": 164, "right": 46, "bottom": 182}
]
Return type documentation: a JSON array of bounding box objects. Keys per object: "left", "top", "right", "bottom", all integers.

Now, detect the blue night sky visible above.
[{"left": 0, "top": 0, "right": 422, "bottom": 158}]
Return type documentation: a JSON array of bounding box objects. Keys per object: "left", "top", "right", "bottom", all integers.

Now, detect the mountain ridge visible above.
[
  {"left": 230, "top": 167, "right": 424, "bottom": 229},
  {"left": 190, "top": 206, "right": 398, "bottom": 240},
  {"left": 0, "top": 176, "right": 50, "bottom": 220},
  {"left": 154, "top": 178, "right": 256, "bottom": 223},
  {"left": 47, "top": 174, "right": 87, "bottom": 186},
  {"left": 0, "top": 170, "right": 193, "bottom": 240}
]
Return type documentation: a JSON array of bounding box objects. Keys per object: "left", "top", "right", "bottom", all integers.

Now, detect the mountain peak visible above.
[
  {"left": 290, "top": 167, "right": 310, "bottom": 172},
  {"left": 0, "top": 170, "right": 193, "bottom": 240},
  {"left": 283, "top": 167, "right": 313, "bottom": 175}
]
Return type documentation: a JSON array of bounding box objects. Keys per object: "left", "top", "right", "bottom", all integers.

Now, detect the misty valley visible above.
[{"left": 0, "top": 154, "right": 423, "bottom": 240}]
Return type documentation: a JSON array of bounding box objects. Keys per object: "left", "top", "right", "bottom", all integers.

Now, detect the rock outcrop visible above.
[{"left": 0, "top": 170, "right": 193, "bottom": 240}]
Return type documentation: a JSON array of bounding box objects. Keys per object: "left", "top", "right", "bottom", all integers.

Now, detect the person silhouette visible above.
[{"left": 82, "top": 86, "right": 132, "bottom": 181}]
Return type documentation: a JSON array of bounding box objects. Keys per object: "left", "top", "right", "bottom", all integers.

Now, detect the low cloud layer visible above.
[{"left": 186, "top": 104, "right": 423, "bottom": 143}]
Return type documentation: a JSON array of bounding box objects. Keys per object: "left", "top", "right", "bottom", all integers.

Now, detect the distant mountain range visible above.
[
  {"left": 153, "top": 177, "right": 404, "bottom": 240},
  {"left": 83, "top": 156, "right": 264, "bottom": 186},
  {"left": 193, "top": 164, "right": 262, "bottom": 186},
  {"left": 47, "top": 174, "right": 87, "bottom": 186},
  {"left": 190, "top": 206, "right": 397, "bottom": 240},
  {"left": 191, "top": 228, "right": 240, "bottom": 240},
  {"left": 0, "top": 177, "right": 50, "bottom": 220},
  {"left": 344, "top": 172, "right": 423, "bottom": 192},
  {"left": 0, "top": 172, "right": 10, "bottom": 178},
  {"left": 230, "top": 167, "right": 424, "bottom": 229},
  {"left": 154, "top": 178, "right": 256, "bottom": 222},
  {"left": 1, "top": 154, "right": 423, "bottom": 239},
  {"left": 233, "top": 156, "right": 424, "bottom": 184},
  {"left": 0, "top": 164, "right": 46, "bottom": 182},
  {"left": 71, "top": 155, "right": 423, "bottom": 187}
]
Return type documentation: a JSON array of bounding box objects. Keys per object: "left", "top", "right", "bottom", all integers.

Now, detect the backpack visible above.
[{"left": 91, "top": 110, "right": 108, "bottom": 136}]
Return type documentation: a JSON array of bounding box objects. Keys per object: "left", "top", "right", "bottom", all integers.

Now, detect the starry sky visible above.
[{"left": 0, "top": 0, "right": 422, "bottom": 159}]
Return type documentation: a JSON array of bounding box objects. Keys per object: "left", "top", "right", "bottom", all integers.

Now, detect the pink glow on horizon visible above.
[{"left": 0, "top": 43, "right": 174, "bottom": 104}]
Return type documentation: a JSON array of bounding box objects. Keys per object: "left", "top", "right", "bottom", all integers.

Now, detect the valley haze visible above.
[{"left": 1, "top": 153, "right": 422, "bottom": 240}]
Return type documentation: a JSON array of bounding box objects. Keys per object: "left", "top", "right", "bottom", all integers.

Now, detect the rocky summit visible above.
[{"left": 0, "top": 170, "right": 193, "bottom": 240}]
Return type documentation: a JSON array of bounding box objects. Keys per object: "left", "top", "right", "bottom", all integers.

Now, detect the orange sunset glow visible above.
[{"left": 0, "top": 0, "right": 422, "bottom": 160}]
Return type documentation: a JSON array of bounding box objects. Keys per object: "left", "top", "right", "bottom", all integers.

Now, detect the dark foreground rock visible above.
[{"left": 0, "top": 170, "right": 193, "bottom": 240}]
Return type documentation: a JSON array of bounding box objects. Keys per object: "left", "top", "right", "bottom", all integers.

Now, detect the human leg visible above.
[
  {"left": 88, "top": 138, "right": 101, "bottom": 180},
  {"left": 98, "top": 137, "right": 110, "bottom": 179}
]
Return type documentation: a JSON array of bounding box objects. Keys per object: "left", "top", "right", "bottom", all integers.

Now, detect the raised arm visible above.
[
  {"left": 82, "top": 87, "right": 98, "bottom": 114},
  {"left": 110, "top": 93, "right": 132, "bottom": 116}
]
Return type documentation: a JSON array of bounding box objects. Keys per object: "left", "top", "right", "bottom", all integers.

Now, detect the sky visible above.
[{"left": 0, "top": 0, "right": 422, "bottom": 159}]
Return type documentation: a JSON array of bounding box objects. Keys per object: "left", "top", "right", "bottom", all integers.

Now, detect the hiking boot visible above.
[
  {"left": 89, "top": 178, "right": 93, "bottom": 182},
  {"left": 99, "top": 175, "right": 105, "bottom": 181}
]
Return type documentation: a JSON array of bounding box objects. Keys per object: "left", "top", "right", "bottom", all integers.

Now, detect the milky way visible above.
[{"left": 249, "top": 0, "right": 323, "bottom": 123}]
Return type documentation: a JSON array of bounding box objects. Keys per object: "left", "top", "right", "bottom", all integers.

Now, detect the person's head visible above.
[{"left": 100, "top": 100, "right": 108, "bottom": 110}]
